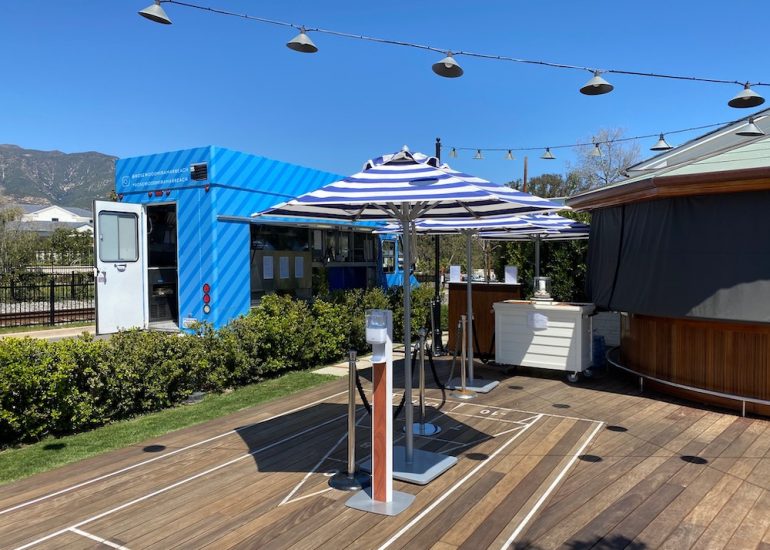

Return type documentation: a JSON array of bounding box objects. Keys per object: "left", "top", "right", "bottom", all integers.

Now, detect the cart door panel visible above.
[{"left": 94, "top": 200, "right": 147, "bottom": 334}]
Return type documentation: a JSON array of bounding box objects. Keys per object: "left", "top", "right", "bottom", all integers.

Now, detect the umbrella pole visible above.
[
  {"left": 402, "top": 214, "right": 414, "bottom": 465},
  {"left": 535, "top": 234, "right": 541, "bottom": 279},
  {"left": 466, "top": 230, "right": 475, "bottom": 383}
]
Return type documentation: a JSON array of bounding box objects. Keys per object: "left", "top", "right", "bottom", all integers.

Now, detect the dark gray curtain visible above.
[{"left": 587, "top": 191, "right": 770, "bottom": 323}]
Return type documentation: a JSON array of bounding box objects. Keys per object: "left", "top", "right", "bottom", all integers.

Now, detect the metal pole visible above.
[
  {"left": 451, "top": 315, "right": 476, "bottom": 400},
  {"left": 433, "top": 137, "right": 443, "bottom": 356},
  {"left": 534, "top": 234, "right": 541, "bottom": 280},
  {"left": 330, "top": 349, "right": 368, "bottom": 491},
  {"left": 465, "top": 231, "right": 475, "bottom": 383},
  {"left": 49, "top": 278, "right": 55, "bottom": 326},
  {"left": 523, "top": 156, "right": 528, "bottom": 192},
  {"left": 346, "top": 350, "right": 357, "bottom": 475},
  {"left": 460, "top": 316, "right": 467, "bottom": 390},
  {"left": 402, "top": 211, "right": 414, "bottom": 464},
  {"left": 418, "top": 329, "right": 426, "bottom": 424}
]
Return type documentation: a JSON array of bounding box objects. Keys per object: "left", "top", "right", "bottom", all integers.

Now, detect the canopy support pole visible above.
[{"left": 446, "top": 230, "right": 499, "bottom": 394}]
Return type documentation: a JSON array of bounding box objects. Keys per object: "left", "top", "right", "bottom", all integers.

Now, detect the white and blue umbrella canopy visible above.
[
  {"left": 376, "top": 213, "right": 578, "bottom": 234},
  {"left": 479, "top": 214, "right": 589, "bottom": 281},
  {"left": 253, "top": 147, "right": 561, "bottom": 222},
  {"left": 251, "top": 147, "right": 561, "bottom": 465},
  {"left": 479, "top": 214, "right": 589, "bottom": 240}
]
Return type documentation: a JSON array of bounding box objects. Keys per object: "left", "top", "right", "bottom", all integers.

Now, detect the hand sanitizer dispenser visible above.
[{"left": 366, "top": 309, "right": 389, "bottom": 363}]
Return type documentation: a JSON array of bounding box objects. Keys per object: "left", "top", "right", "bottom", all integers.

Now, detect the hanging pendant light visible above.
[
  {"left": 736, "top": 117, "right": 765, "bottom": 137},
  {"left": 590, "top": 142, "right": 602, "bottom": 157},
  {"left": 432, "top": 52, "right": 463, "bottom": 78},
  {"left": 580, "top": 70, "right": 614, "bottom": 96},
  {"left": 449, "top": 147, "right": 458, "bottom": 158},
  {"left": 505, "top": 150, "right": 514, "bottom": 160},
  {"left": 728, "top": 83, "right": 765, "bottom": 108},
  {"left": 287, "top": 27, "right": 318, "bottom": 53},
  {"left": 650, "top": 133, "right": 673, "bottom": 151},
  {"left": 541, "top": 148, "right": 556, "bottom": 160},
  {"left": 473, "top": 149, "right": 483, "bottom": 160},
  {"left": 138, "top": 0, "right": 172, "bottom": 24}
]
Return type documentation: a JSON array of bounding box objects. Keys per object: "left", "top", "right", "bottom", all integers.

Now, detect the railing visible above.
[
  {"left": 0, "top": 271, "right": 95, "bottom": 328},
  {"left": 606, "top": 346, "right": 770, "bottom": 417}
]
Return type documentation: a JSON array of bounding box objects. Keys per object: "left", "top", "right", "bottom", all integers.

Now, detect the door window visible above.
[{"left": 98, "top": 212, "right": 139, "bottom": 262}]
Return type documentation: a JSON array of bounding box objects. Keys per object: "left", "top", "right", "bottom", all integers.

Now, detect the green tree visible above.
[
  {"left": 568, "top": 128, "right": 641, "bottom": 190},
  {"left": 491, "top": 174, "right": 590, "bottom": 301},
  {"left": 45, "top": 228, "right": 93, "bottom": 266},
  {"left": 0, "top": 206, "right": 39, "bottom": 272}
]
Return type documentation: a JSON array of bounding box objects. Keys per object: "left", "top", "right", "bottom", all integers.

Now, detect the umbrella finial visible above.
[{"left": 402, "top": 145, "right": 410, "bottom": 152}]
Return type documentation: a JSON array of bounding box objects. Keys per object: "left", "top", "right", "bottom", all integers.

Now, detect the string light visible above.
[
  {"left": 445, "top": 119, "right": 751, "bottom": 158},
  {"left": 140, "top": 1, "right": 767, "bottom": 107}
]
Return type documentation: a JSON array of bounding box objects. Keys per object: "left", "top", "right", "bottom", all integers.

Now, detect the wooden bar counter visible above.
[
  {"left": 620, "top": 313, "right": 770, "bottom": 416},
  {"left": 447, "top": 282, "right": 521, "bottom": 357}
]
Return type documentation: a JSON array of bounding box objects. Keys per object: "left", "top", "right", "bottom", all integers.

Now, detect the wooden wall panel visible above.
[
  {"left": 620, "top": 313, "right": 770, "bottom": 415},
  {"left": 447, "top": 283, "right": 521, "bottom": 356}
]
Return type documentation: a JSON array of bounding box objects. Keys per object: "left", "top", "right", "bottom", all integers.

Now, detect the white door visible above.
[{"left": 94, "top": 200, "right": 147, "bottom": 334}]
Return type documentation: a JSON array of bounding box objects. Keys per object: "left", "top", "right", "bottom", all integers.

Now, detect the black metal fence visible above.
[{"left": 0, "top": 270, "right": 95, "bottom": 328}]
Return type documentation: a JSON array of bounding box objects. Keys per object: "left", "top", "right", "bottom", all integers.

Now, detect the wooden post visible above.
[
  {"left": 371, "top": 310, "right": 393, "bottom": 503},
  {"left": 523, "top": 156, "right": 528, "bottom": 192},
  {"left": 347, "top": 309, "right": 415, "bottom": 515}
]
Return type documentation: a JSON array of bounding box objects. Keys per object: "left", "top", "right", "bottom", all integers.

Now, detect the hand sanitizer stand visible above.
[{"left": 346, "top": 310, "right": 415, "bottom": 515}]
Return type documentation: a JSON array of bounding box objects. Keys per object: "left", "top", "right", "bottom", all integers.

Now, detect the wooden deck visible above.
[{"left": 2, "top": 354, "right": 770, "bottom": 549}]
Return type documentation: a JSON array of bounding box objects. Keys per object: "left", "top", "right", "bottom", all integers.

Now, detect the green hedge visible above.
[{"left": 0, "top": 286, "right": 434, "bottom": 448}]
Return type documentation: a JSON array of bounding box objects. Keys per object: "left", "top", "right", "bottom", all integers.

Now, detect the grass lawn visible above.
[{"left": 0, "top": 370, "right": 337, "bottom": 486}]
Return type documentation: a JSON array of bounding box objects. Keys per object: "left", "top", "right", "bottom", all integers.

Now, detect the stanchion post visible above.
[
  {"left": 451, "top": 315, "right": 476, "bottom": 400},
  {"left": 330, "top": 349, "right": 369, "bottom": 491},
  {"left": 406, "top": 328, "right": 441, "bottom": 437}
]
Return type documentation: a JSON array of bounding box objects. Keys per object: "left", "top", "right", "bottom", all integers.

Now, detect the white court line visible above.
[
  {"left": 0, "top": 389, "right": 348, "bottom": 517},
  {"left": 438, "top": 398, "right": 602, "bottom": 423},
  {"left": 377, "top": 414, "right": 544, "bottom": 550},
  {"left": 438, "top": 425, "right": 527, "bottom": 456},
  {"left": 14, "top": 412, "right": 348, "bottom": 550},
  {"left": 498, "top": 420, "right": 605, "bottom": 549},
  {"left": 443, "top": 411, "right": 533, "bottom": 425},
  {"left": 280, "top": 412, "right": 366, "bottom": 506},
  {"left": 69, "top": 527, "right": 129, "bottom": 550}
]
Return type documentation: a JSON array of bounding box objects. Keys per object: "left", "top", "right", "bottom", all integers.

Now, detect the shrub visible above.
[{"left": 0, "top": 285, "right": 436, "bottom": 447}]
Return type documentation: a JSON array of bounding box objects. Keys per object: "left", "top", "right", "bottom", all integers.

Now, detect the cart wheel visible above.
[
  {"left": 567, "top": 372, "right": 579, "bottom": 383},
  {"left": 583, "top": 368, "right": 594, "bottom": 379}
]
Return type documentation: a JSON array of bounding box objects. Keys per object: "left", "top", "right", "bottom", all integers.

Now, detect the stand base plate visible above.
[
  {"left": 403, "top": 422, "right": 442, "bottom": 436},
  {"left": 361, "top": 446, "right": 458, "bottom": 485},
  {"left": 345, "top": 487, "right": 415, "bottom": 515},
  {"left": 329, "top": 470, "right": 371, "bottom": 491},
  {"left": 446, "top": 377, "right": 500, "bottom": 394}
]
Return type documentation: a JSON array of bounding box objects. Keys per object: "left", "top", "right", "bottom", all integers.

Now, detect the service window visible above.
[
  {"left": 98, "top": 212, "right": 138, "bottom": 262},
  {"left": 382, "top": 240, "right": 395, "bottom": 273}
]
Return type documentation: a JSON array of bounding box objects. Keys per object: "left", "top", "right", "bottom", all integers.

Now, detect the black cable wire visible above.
[
  {"left": 352, "top": 348, "right": 415, "bottom": 420},
  {"left": 165, "top": 1, "right": 767, "bottom": 90},
  {"left": 426, "top": 346, "right": 447, "bottom": 412},
  {"left": 354, "top": 367, "right": 372, "bottom": 415},
  {"left": 448, "top": 120, "right": 742, "bottom": 153}
]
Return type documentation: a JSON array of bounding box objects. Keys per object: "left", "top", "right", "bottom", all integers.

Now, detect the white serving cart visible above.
[{"left": 493, "top": 300, "right": 595, "bottom": 382}]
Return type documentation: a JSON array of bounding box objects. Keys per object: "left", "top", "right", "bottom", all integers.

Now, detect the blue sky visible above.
[{"left": 2, "top": 1, "right": 768, "bottom": 185}]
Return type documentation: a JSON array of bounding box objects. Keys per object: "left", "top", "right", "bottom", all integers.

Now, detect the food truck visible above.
[{"left": 94, "top": 146, "right": 409, "bottom": 334}]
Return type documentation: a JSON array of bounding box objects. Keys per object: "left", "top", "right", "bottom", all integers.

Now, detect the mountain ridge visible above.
[{"left": 0, "top": 144, "right": 116, "bottom": 208}]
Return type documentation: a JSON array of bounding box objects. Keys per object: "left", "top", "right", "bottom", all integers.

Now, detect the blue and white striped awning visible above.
[
  {"left": 376, "top": 213, "right": 583, "bottom": 235},
  {"left": 479, "top": 214, "right": 590, "bottom": 241},
  {"left": 252, "top": 147, "right": 561, "bottom": 222}
]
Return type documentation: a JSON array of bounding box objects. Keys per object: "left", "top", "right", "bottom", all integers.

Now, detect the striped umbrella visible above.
[
  {"left": 377, "top": 213, "right": 582, "bottom": 388},
  {"left": 479, "top": 214, "right": 590, "bottom": 278},
  {"left": 252, "top": 147, "right": 561, "bottom": 474}
]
